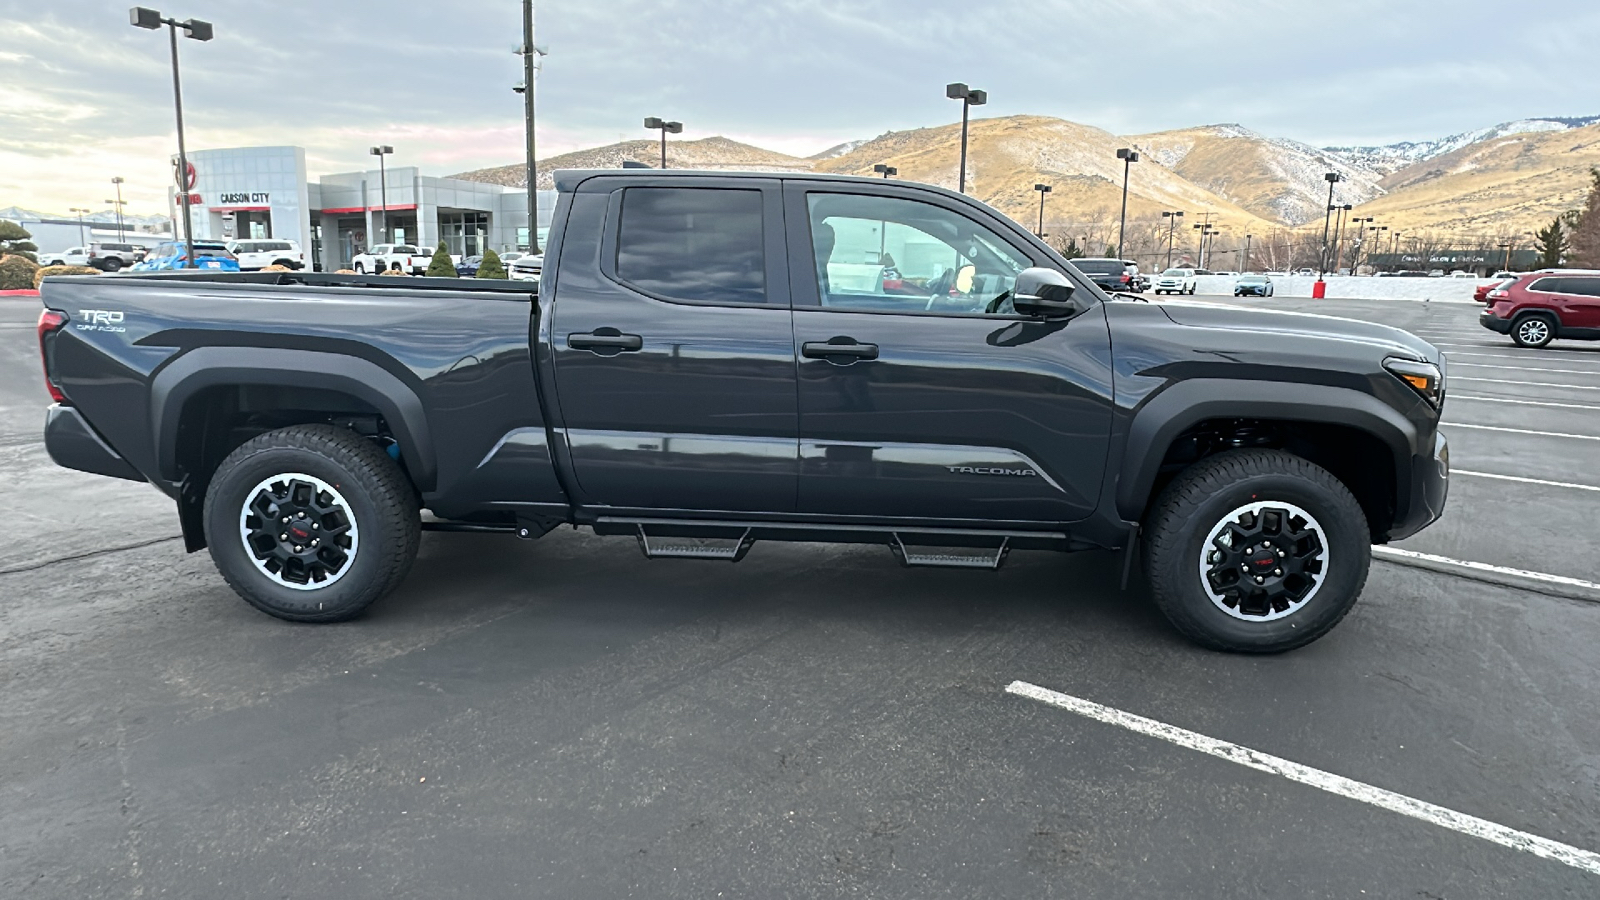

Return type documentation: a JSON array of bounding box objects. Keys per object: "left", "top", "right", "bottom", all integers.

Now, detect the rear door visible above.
[
  {"left": 784, "top": 182, "right": 1114, "bottom": 524},
  {"left": 1561, "top": 275, "right": 1600, "bottom": 329},
  {"left": 549, "top": 176, "right": 798, "bottom": 513}
]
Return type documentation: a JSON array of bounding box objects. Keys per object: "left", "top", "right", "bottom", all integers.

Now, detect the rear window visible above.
[
  {"left": 1072, "top": 259, "right": 1125, "bottom": 275},
  {"left": 1527, "top": 277, "right": 1563, "bottom": 293},
  {"left": 395, "top": 245, "right": 418, "bottom": 255},
  {"left": 615, "top": 187, "right": 767, "bottom": 305}
]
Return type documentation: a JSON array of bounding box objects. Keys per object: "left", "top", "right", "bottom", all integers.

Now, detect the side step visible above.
[
  {"left": 891, "top": 534, "right": 1010, "bottom": 570},
  {"left": 635, "top": 525, "right": 754, "bottom": 562}
]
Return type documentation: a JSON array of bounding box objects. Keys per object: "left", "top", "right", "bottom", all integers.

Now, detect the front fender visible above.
[{"left": 149, "top": 346, "right": 437, "bottom": 490}]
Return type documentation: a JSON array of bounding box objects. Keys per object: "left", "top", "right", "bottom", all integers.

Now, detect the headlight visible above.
[{"left": 1383, "top": 357, "right": 1444, "bottom": 408}]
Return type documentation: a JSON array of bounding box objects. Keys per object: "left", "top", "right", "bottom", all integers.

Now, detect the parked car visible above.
[
  {"left": 1427, "top": 269, "right": 1445, "bottom": 277},
  {"left": 1474, "top": 276, "right": 1516, "bottom": 303},
  {"left": 1395, "top": 270, "right": 1431, "bottom": 278},
  {"left": 227, "top": 239, "right": 305, "bottom": 271},
  {"left": 508, "top": 253, "right": 543, "bottom": 283},
  {"left": 1153, "top": 267, "right": 1198, "bottom": 295},
  {"left": 39, "top": 247, "right": 89, "bottom": 267},
  {"left": 1233, "top": 274, "right": 1274, "bottom": 297},
  {"left": 85, "top": 241, "right": 145, "bottom": 272},
  {"left": 351, "top": 244, "right": 440, "bottom": 275},
  {"left": 37, "top": 168, "right": 1449, "bottom": 653},
  {"left": 1479, "top": 269, "right": 1600, "bottom": 348},
  {"left": 129, "top": 240, "right": 240, "bottom": 271},
  {"left": 1070, "top": 258, "right": 1144, "bottom": 293},
  {"left": 457, "top": 255, "right": 483, "bottom": 277},
  {"left": 1295, "top": 268, "right": 1315, "bottom": 276}
]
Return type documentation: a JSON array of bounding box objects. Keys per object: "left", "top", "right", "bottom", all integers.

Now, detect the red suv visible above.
[{"left": 1479, "top": 269, "right": 1600, "bottom": 347}]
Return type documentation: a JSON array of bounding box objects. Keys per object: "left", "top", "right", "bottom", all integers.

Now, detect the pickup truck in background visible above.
[
  {"left": 36, "top": 169, "right": 1449, "bottom": 653},
  {"left": 350, "top": 244, "right": 446, "bottom": 275}
]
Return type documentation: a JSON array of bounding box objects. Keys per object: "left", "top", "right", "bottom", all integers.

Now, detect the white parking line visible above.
[
  {"left": 1455, "top": 469, "right": 1600, "bottom": 492},
  {"left": 1006, "top": 681, "right": 1600, "bottom": 877},
  {"left": 1372, "top": 547, "right": 1600, "bottom": 593},
  {"left": 1444, "top": 422, "right": 1600, "bottom": 440},
  {"left": 1454, "top": 376, "right": 1600, "bottom": 391},
  {"left": 1449, "top": 395, "right": 1600, "bottom": 412},
  {"left": 1453, "top": 362, "right": 1600, "bottom": 377},
  {"left": 1438, "top": 345, "right": 1600, "bottom": 364}
]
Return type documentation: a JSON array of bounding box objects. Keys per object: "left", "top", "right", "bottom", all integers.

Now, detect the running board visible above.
[
  {"left": 635, "top": 525, "right": 755, "bottom": 562},
  {"left": 891, "top": 535, "right": 1010, "bottom": 570}
]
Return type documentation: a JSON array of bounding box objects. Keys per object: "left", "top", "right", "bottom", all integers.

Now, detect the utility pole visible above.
[
  {"left": 1162, "top": 211, "right": 1183, "bottom": 268},
  {"left": 109, "top": 177, "right": 126, "bottom": 241},
  {"left": 519, "top": 0, "right": 545, "bottom": 253}
]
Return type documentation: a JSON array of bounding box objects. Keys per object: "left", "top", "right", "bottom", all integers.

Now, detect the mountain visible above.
[
  {"left": 1127, "top": 125, "right": 1383, "bottom": 226},
  {"left": 808, "top": 139, "right": 868, "bottom": 161},
  {"left": 0, "top": 205, "right": 170, "bottom": 228},
  {"left": 1323, "top": 116, "right": 1600, "bottom": 175},
  {"left": 450, "top": 136, "right": 813, "bottom": 189}
]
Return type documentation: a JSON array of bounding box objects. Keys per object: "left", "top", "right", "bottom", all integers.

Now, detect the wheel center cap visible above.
[{"left": 287, "top": 522, "right": 312, "bottom": 542}]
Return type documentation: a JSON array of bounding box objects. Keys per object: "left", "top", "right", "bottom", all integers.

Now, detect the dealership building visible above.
[{"left": 170, "top": 146, "right": 556, "bottom": 271}]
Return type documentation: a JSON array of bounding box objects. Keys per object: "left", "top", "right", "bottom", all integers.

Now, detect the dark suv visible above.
[
  {"left": 1479, "top": 269, "right": 1600, "bottom": 347},
  {"left": 1071, "top": 257, "right": 1145, "bottom": 293}
]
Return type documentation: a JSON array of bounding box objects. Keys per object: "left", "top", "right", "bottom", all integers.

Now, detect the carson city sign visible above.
[{"left": 219, "top": 192, "right": 271, "bottom": 205}]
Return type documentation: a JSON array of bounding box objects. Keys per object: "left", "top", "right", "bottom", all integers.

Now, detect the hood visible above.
[{"left": 1156, "top": 301, "right": 1438, "bottom": 363}]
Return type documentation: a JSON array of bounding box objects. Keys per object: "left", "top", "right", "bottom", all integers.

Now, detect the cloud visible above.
[{"left": 3, "top": 0, "right": 1598, "bottom": 212}]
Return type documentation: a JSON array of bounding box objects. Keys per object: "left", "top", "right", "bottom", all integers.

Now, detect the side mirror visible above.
[{"left": 1012, "top": 267, "right": 1084, "bottom": 318}]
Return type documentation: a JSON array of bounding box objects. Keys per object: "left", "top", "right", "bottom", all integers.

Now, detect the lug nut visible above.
[
  {"left": 297, "top": 512, "right": 306, "bottom": 519},
  {"left": 294, "top": 545, "right": 303, "bottom": 552},
  {"left": 280, "top": 533, "right": 288, "bottom": 540},
  {"left": 281, "top": 516, "right": 289, "bottom": 524},
  {"left": 311, "top": 538, "right": 319, "bottom": 546},
  {"left": 1274, "top": 568, "right": 1282, "bottom": 576},
  {"left": 311, "top": 522, "right": 319, "bottom": 530},
  {"left": 1255, "top": 576, "right": 1265, "bottom": 584}
]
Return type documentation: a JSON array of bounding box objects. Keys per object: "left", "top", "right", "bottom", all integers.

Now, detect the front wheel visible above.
[
  {"left": 203, "top": 424, "right": 420, "bottom": 622},
  {"left": 354, "top": 263, "right": 366, "bottom": 274},
  {"left": 1143, "top": 449, "right": 1370, "bottom": 653}
]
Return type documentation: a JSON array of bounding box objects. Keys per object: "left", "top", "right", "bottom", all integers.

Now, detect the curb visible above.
[
  {"left": 1372, "top": 546, "right": 1600, "bottom": 604},
  {"left": 0, "top": 289, "right": 41, "bottom": 299}
]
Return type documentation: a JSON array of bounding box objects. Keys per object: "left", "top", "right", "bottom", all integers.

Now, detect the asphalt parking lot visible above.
[{"left": 2, "top": 293, "right": 1597, "bottom": 898}]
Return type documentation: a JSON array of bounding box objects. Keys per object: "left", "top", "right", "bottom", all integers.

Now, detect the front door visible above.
[
  {"left": 549, "top": 177, "right": 798, "bottom": 513},
  {"left": 785, "top": 183, "right": 1114, "bottom": 524}
]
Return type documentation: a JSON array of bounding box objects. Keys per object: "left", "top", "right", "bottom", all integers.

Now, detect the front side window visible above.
[
  {"left": 615, "top": 187, "right": 766, "bottom": 304},
  {"left": 805, "top": 192, "right": 1029, "bottom": 315}
]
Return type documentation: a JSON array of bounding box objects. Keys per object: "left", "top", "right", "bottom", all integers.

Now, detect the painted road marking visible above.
[
  {"left": 1437, "top": 344, "right": 1600, "bottom": 363},
  {"left": 1449, "top": 395, "right": 1600, "bottom": 413},
  {"left": 1454, "top": 376, "right": 1600, "bottom": 391},
  {"left": 1007, "top": 681, "right": 1600, "bottom": 877},
  {"left": 1455, "top": 469, "right": 1600, "bottom": 493},
  {"left": 1372, "top": 547, "right": 1600, "bottom": 594},
  {"left": 1453, "top": 362, "right": 1600, "bottom": 377},
  {"left": 1444, "top": 422, "right": 1600, "bottom": 440}
]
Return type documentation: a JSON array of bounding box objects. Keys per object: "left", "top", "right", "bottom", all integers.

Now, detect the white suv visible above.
[
  {"left": 1153, "top": 267, "right": 1197, "bottom": 295},
  {"left": 228, "top": 239, "right": 305, "bottom": 271}
]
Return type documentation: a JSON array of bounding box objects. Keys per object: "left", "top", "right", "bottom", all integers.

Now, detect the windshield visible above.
[
  {"left": 1162, "top": 268, "right": 1192, "bottom": 276},
  {"left": 1238, "top": 275, "right": 1267, "bottom": 283}
]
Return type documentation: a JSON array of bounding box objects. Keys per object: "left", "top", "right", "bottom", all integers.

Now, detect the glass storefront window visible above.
[{"left": 438, "top": 211, "right": 489, "bottom": 257}]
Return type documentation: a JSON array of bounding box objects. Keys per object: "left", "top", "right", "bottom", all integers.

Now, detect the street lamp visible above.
[
  {"left": 1243, "top": 233, "right": 1253, "bottom": 273},
  {"left": 873, "top": 163, "right": 897, "bottom": 179},
  {"left": 368, "top": 145, "right": 393, "bottom": 244},
  {"left": 131, "top": 7, "right": 212, "bottom": 270},
  {"left": 945, "top": 83, "right": 986, "bottom": 193},
  {"left": 1033, "top": 183, "right": 1052, "bottom": 237},
  {"left": 514, "top": 6, "right": 547, "bottom": 253},
  {"left": 1330, "top": 203, "right": 1352, "bottom": 274},
  {"left": 1161, "top": 210, "right": 1184, "bottom": 268},
  {"left": 1115, "top": 148, "right": 1139, "bottom": 260},
  {"left": 69, "top": 208, "right": 90, "bottom": 245},
  {"left": 1317, "top": 172, "right": 1342, "bottom": 279},
  {"left": 1498, "top": 241, "right": 1513, "bottom": 272},
  {"left": 108, "top": 177, "right": 127, "bottom": 241},
  {"left": 644, "top": 117, "right": 683, "bottom": 169}
]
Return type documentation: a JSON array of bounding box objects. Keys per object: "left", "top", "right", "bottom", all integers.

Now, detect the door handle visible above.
[
  {"left": 802, "top": 339, "right": 879, "bottom": 361},
  {"left": 568, "top": 331, "right": 643, "bottom": 353}
]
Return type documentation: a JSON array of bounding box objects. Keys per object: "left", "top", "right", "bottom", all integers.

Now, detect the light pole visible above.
[
  {"left": 368, "top": 145, "right": 393, "bottom": 244},
  {"left": 644, "top": 117, "right": 683, "bottom": 169},
  {"left": 1033, "top": 183, "right": 1052, "bottom": 237},
  {"left": 1161, "top": 210, "right": 1183, "bottom": 269},
  {"left": 1390, "top": 230, "right": 1402, "bottom": 270},
  {"left": 873, "top": 163, "right": 897, "bottom": 179},
  {"left": 69, "top": 208, "right": 90, "bottom": 245},
  {"left": 1367, "top": 225, "right": 1385, "bottom": 272},
  {"left": 108, "top": 177, "right": 127, "bottom": 241},
  {"left": 1243, "top": 233, "right": 1253, "bottom": 273},
  {"left": 131, "top": 7, "right": 212, "bottom": 270},
  {"left": 1345, "top": 216, "right": 1371, "bottom": 271},
  {"left": 1499, "top": 241, "right": 1513, "bottom": 272},
  {"left": 1317, "top": 172, "right": 1342, "bottom": 279},
  {"left": 945, "top": 83, "right": 986, "bottom": 193},
  {"left": 1115, "top": 148, "right": 1139, "bottom": 260},
  {"left": 513, "top": 6, "right": 547, "bottom": 253},
  {"left": 1330, "top": 203, "right": 1352, "bottom": 274}
]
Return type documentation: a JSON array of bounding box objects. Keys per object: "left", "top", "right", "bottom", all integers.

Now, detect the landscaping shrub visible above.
[
  {"left": 426, "top": 241, "right": 457, "bottom": 278},
  {"left": 0, "top": 254, "right": 40, "bottom": 290},
  {"left": 476, "top": 248, "right": 507, "bottom": 279},
  {"left": 33, "top": 265, "right": 99, "bottom": 288}
]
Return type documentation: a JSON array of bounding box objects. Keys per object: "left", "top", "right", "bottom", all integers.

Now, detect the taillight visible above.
[
  {"left": 37, "top": 309, "right": 67, "bottom": 403},
  {"left": 1487, "top": 289, "right": 1508, "bottom": 300},
  {"left": 1120, "top": 274, "right": 1131, "bottom": 283}
]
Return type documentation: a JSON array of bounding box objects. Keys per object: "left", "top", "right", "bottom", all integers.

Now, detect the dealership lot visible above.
[{"left": 1, "top": 295, "right": 1597, "bottom": 897}]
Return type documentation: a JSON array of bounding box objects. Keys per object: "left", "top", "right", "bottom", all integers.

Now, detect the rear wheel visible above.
[
  {"left": 102, "top": 258, "right": 122, "bottom": 272},
  {"left": 354, "top": 263, "right": 366, "bottom": 274},
  {"left": 203, "top": 424, "right": 420, "bottom": 622},
  {"left": 1143, "top": 449, "right": 1370, "bottom": 653},
  {"left": 1511, "top": 314, "right": 1554, "bottom": 348}
]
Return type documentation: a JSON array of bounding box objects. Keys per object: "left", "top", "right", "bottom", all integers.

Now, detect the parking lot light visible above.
[
  {"left": 1115, "top": 149, "right": 1139, "bottom": 260},
  {"left": 1162, "top": 210, "right": 1184, "bottom": 268},
  {"left": 69, "top": 207, "right": 90, "bottom": 245},
  {"left": 1033, "top": 183, "right": 1052, "bottom": 237},
  {"left": 516, "top": 2, "right": 547, "bottom": 253},
  {"left": 130, "top": 7, "right": 213, "bottom": 269},
  {"left": 368, "top": 145, "right": 393, "bottom": 244},
  {"left": 1243, "top": 233, "right": 1253, "bottom": 273},
  {"left": 644, "top": 117, "right": 683, "bottom": 169},
  {"left": 873, "top": 163, "right": 897, "bottom": 179},
  {"left": 107, "top": 177, "right": 127, "bottom": 241},
  {"left": 1318, "top": 172, "right": 1342, "bottom": 279},
  {"left": 946, "top": 83, "right": 986, "bottom": 193}
]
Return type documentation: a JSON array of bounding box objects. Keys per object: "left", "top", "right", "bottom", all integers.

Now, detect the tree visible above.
[
  {"left": 1532, "top": 215, "right": 1570, "bottom": 268},
  {"left": 1047, "top": 235, "right": 1086, "bottom": 259},
  {"left": 1568, "top": 167, "right": 1600, "bottom": 268},
  {"left": 426, "top": 241, "right": 457, "bottom": 277},
  {"left": 476, "top": 248, "right": 507, "bottom": 279},
  {"left": 0, "top": 220, "right": 38, "bottom": 264}
]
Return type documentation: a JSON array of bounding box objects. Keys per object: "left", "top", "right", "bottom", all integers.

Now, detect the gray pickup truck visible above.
[{"left": 36, "top": 168, "right": 1449, "bottom": 652}]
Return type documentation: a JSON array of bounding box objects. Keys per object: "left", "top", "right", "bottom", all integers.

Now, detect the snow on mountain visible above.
[
  {"left": 0, "top": 205, "right": 170, "bottom": 228},
  {"left": 807, "top": 139, "right": 869, "bottom": 161},
  {"left": 1323, "top": 116, "right": 1600, "bottom": 175}
]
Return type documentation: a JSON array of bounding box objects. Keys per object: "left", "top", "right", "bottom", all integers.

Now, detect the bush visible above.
[
  {"left": 476, "top": 248, "right": 507, "bottom": 279},
  {"left": 380, "top": 268, "right": 409, "bottom": 276},
  {"left": 0, "top": 254, "right": 40, "bottom": 290},
  {"left": 33, "top": 265, "right": 99, "bottom": 288},
  {"left": 426, "top": 241, "right": 457, "bottom": 278},
  {"left": 334, "top": 268, "right": 356, "bottom": 275},
  {"left": 0, "top": 221, "right": 38, "bottom": 263}
]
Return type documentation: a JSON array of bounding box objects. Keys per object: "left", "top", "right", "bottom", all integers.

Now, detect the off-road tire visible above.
[
  {"left": 1143, "top": 449, "right": 1370, "bottom": 653},
  {"left": 203, "top": 424, "right": 420, "bottom": 622},
  {"left": 1510, "top": 313, "right": 1555, "bottom": 348}
]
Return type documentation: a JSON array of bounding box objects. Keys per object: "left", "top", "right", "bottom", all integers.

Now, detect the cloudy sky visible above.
[{"left": 4, "top": 0, "right": 1596, "bottom": 215}]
